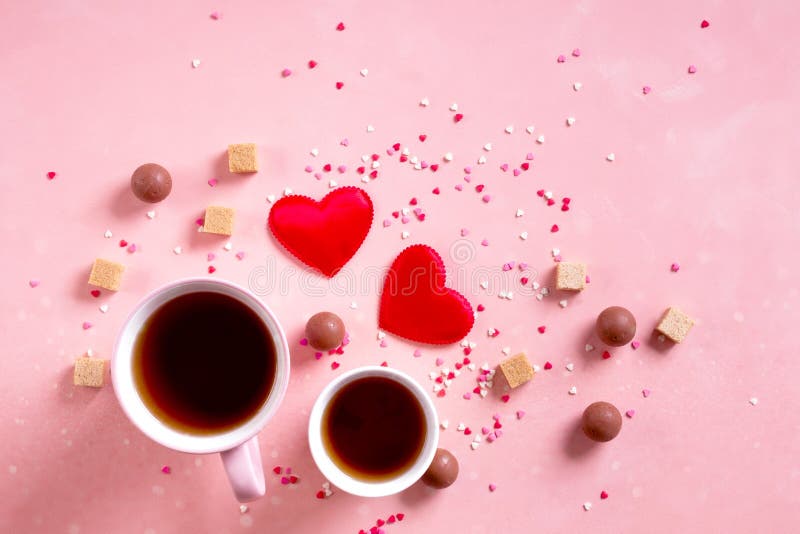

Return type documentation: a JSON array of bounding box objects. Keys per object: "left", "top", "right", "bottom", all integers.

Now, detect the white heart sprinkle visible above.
[
  {"left": 470, "top": 442, "right": 479, "bottom": 450},
  {"left": 535, "top": 294, "right": 543, "bottom": 301},
  {"left": 519, "top": 231, "right": 528, "bottom": 240},
  {"left": 478, "top": 156, "right": 487, "bottom": 164},
  {"left": 419, "top": 97, "right": 430, "bottom": 107},
  {"left": 350, "top": 301, "right": 358, "bottom": 309},
  {"left": 504, "top": 125, "right": 514, "bottom": 134},
  {"left": 573, "top": 82, "right": 583, "bottom": 91},
  {"left": 559, "top": 299, "right": 568, "bottom": 308},
  {"left": 473, "top": 435, "right": 482, "bottom": 443},
  {"left": 483, "top": 142, "right": 493, "bottom": 152},
  {"left": 532, "top": 282, "right": 540, "bottom": 290},
  {"left": 569, "top": 386, "right": 578, "bottom": 395},
  {"left": 468, "top": 341, "right": 476, "bottom": 349},
  {"left": 377, "top": 331, "right": 386, "bottom": 340},
  {"left": 366, "top": 124, "right": 375, "bottom": 132},
  {"left": 239, "top": 505, "right": 248, "bottom": 514},
  {"left": 409, "top": 156, "right": 419, "bottom": 164},
  {"left": 532, "top": 364, "right": 541, "bottom": 373},
  {"left": 361, "top": 154, "right": 370, "bottom": 163},
  {"left": 479, "top": 389, "right": 488, "bottom": 397},
  {"left": 457, "top": 423, "right": 466, "bottom": 431},
  {"left": 191, "top": 59, "right": 201, "bottom": 68},
  {"left": 544, "top": 191, "right": 553, "bottom": 199},
  {"left": 526, "top": 125, "right": 535, "bottom": 134},
  {"left": 371, "top": 161, "right": 380, "bottom": 169},
  {"left": 515, "top": 209, "right": 524, "bottom": 217},
  {"left": 440, "top": 420, "right": 449, "bottom": 429},
  {"left": 329, "top": 180, "right": 337, "bottom": 188},
  {"left": 551, "top": 248, "right": 560, "bottom": 256},
  {"left": 401, "top": 147, "right": 410, "bottom": 155},
  {"left": 606, "top": 153, "right": 616, "bottom": 161},
  {"left": 566, "top": 363, "right": 575, "bottom": 372},
  {"left": 173, "top": 246, "right": 182, "bottom": 255},
  {"left": 566, "top": 117, "right": 576, "bottom": 126},
  {"left": 401, "top": 231, "right": 410, "bottom": 239},
  {"left": 223, "top": 242, "right": 232, "bottom": 251},
  {"left": 506, "top": 291, "right": 514, "bottom": 300},
  {"left": 480, "top": 280, "right": 489, "bottom": 289},
  {"left": 501, "top": 347, "right": 511, "bottom": 355},
  {"left": 449, "top": 102, "right": 458, "bottom": 111},
  {"left": 444, "top": 152, "right": 453, "bottom": 161},
  {"left": 103, "top": 230, "right": 113, "bottom": 238},
  {"left": 467, "top": 363, "right": 476, "bottom": 371},
  {"left": 266, "top": 194, "right": 276, "bottom": 203},
  {"left": 460, "top": 340, "right": 469, "bottom": 347},
  {"left": 401, "top": 208, "right": 410, "bottom": 215},
  {"left": 583, "top": 502, "right": 592, "bottom": 511},
  {"left": 585, "top": 344, "right": 595, "bottom": 352},
  {"left": 310, "top": 148, "right": 319, "bottom": 157},
  {"left": 146, "top": 210, "right": 156, "bottom": 219},
  {"left": 99, "top": 304, "right": 109, "bottom": 313},
  {"left": 360, "top": 68, "right": 369, "bottom": 77},
  {"left": 283, "top": 187, "right": 293, "bottom": 196},
  {"left": 749, "top": 397, "right": 759, "bottom": 406},
  {"left": 361, "top": 176, "right": 369, "bottom": 183},
  {"left": 537, "top": 135, "right": 545, "bottom": 144}
]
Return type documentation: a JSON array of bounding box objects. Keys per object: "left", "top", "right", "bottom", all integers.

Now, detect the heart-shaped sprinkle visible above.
[
  {"left": 99, "top": 304, "right": 109, "bottom": 313},
  {"left": 29, "top": 279, "right": 40, "bottom": 288},
  {"left": 688, "top": 65, "right": 697, "bottom": 74},
  {"left": 90, "top": 290, "right": 101, "bottom": 298},
  {"left": 419, "top": 134, "right": 427, "bottom": 142},
  {"left": 488, "top": 483, "right": 497, "bottom": 492},
  {"left": 208, "top": 266, "right": 216, "bottom": 274},
  {"left": 281, "top": 68, "right": 292, "bottom": 77},
  {"left": 600, "top": 491, "right": 609, "bottom": 499},
  {"left": 625, "top": 410, "right": 635, "bottom": 418},
  {"left": 642, "top": 389, "right": 651, "bottom": 398},
  {"left": 572, "top": 48, "right": 581, "bottom": 57},
  {"left": 631, "top": 340, "right": 640, "bottom": 349},
  {"left": 82, "top": 321, "right": 93, "bottom": 330},
  {"left": 476, "top": 304, "right": 485, "bottom": 312},
  {"left": 119, "top": 240, "right": 128, "bottom": 247},
  {"left": 308, "top": 59, "right": 318, "bottom": 69},
  {"left": 701, "top": 19, "right": 710, "bottom": 28},
  {"left": 537, "top": 326, "right": 546, "bottom": 334},
  {"left": 46, "top": 171, "right": 56, "bottom": 180},
  {"left": 602, "top": 351, "right": 611, "bottom": 359},
  {"left": 454, "top": 113, "right": 464, "bottom": 123},
  {"left": 642, "top": 85, "right": 652, "bottom": 95},
  {"left": 335, "top": 81, "right": 344, "bottom": 89},
  {"left": 544, "top": 361, "right": 553, "bottom": 370},
  {"left": 557, "top": 54, "right": 566, "bottom": 63},
  {"left": 331, "top": 361, "right": 340, "bottom": 370},
  {"left": 500, "top": 163, "right": 509, "bottom": 172},
  {"left": 501, "top": 395, "right": 510, "bottom": 403},
  {"left": 336, "top": 22, "right": 345, "bottom": 31}
]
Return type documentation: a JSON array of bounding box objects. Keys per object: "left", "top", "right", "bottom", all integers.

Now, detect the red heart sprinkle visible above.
[
  {"left": 435, "top": 376, "right": 444, "bottom": 384},
  {"left": 520, "top": 162, "right": 529, "bottom": 171},
  {"left": 289, "top": 475, "right": 298, "bottom": 483},
  {"left": 399, "top": 154, "right": 408, "bottom": 162},
  {"left": 602, "top": 351, "right": 612, "bottom": 359},
  {"left": 561, "top": 205, "right": 570, "bottom": 212},
  {"left": 537, "top": 326, "right": 546, "bottom": 334},
  {"left": 392, "top": 143, "right": 401, "bottom": 151},
  {"left": 387, "top": 515, "right": 396, "bottom": 524},
  {"left": 432, "top": 187, "right": 440, "bottom": 195},
  {"left": 501, "top": 395, "right": 510, "bottom": 403},
  {"left": 208, "top": 266, "right": 216, "bottom": 274},
  {"left": 409, "top": 197, "right": 418, "bottom": 205},
  {"left": 430, "top": 164, "right": 439, "bottom": 172},
  {"left": 701, "top": 19, "right": 710, "bottom": 28},
  {"left": 562, "top": 197, "right": 571, "bottom": 205},
  {"left": 546, "top": 198, "right": 555, "bottom": 206},
  {"left": 308, "top": 60, "right": 318, "bottom": 68},
  {"left": 316, "top": 490, "right": 325, "bottom": 499},
  {"left": 331, "top": 361, "right": 340, "bottom": 369},
  {"left": 463, "top": 347, "right": 472, "bottom": 355},
  {"left": 447, "top": 372, "right": 455, "bottom": 379},
  {"left": 273, "top": 466, "right": 282, "bottom": 474},
  {"left": 536, "top": 189, "right": 545, "bottom": 197},
  {"left": 601, "top": 490, "right": 609, "bottom": 499},
  {"left": 544, "top": 361, "right": 553, "bottom": 370},
  {"left": 90, "top": 290, "right": 101, "bottom": 298},
  {"left": 418, "top": 134, "right": 427, "bottom": 142},
  {"left": 46, "top": 171, "right": 57, "bottom": 179},
  {"left": 453, "top": 113, "right": 463, "bottom": 123},
  {"left": 392, "top": 211, "right": 400, "bottom": 218},
  {"left": 475, "top": 184, "right": 485, "bottom": 193},
  {"left": 437, "top": 389, "right": 446, "bottom": 397},
  {"left": 494, "top": 421, "right": 503, "bottom": 429},
  {"left": 323, "top": 163, "right": 332, "bottom": 172},
  {"left": 397, "top": 514, "right": 404, "bottom": 521},
  {"left": 464, "top": 427, "right": 472, "bottom": 435},
  {"left": 520, "top": 277, "right": 529, "bottom": 285},
  {"left": 476, "top": 304, "right": 485, "bottom": 312},
  {"left": 369, "top": 170, "right": 378, "bottom": 179},
  {"left": 357, "top": 166, "right": 365, "bottom": 174},
  {"left": 463, "top": 357, "right": 470, "bottom": 364},
  {"left": 371, "top": 154, "right": 380, "bottom": 161},
  {"left": 335, "top": 81, "right": 344, "bottom": 90},
  {"left": 380, "top": 361, "right": 388, "bottom": 367},
  {"left": 376, "top": 519, "right": 385, "bottom": 527},
  {"left": 455, "top": 362, "right": 463, "bottom": 370},
  {"left": 473, "top": 386, "right": 481, "bottom": 394},
  {"left": 336, "top": 22, "right": 345, "bottom": 31},
  {"left": 551, "top": 224, "right": 559, "bottom": 232}
]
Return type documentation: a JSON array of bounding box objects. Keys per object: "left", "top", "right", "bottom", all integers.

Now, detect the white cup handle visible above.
[{"left": 220, "top": 435, "right": 266, "bottom": 502}]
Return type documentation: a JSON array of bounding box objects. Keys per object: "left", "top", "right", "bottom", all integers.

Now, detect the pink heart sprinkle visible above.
[
  {"left": 494, "top": 429, "right": 503, "bottom": 438},
  {"left": 463, "top": 175, "right": 472, "bottom": 183},
  {"left": 127, "top": 243, "right": 137, "bottom": 253},
  {"left": 236, "top": 251, "right": 245, "bottom": 260},
  {"left": 413, "top": 349, "right": 422, "bottom": 358},
  {"left": 82, "top": 322, "right": 93, "bottom": 330},
  {"left": 161, "top": 466, "right": 171, "bottom": 474},
  {"left": 460, "top": 228, "right": 470, "bottom": 237},
  {"left": 379, "top": 339, "right": 388, "bottom": 348},
  {"left": 280, "top": 476, "right": 290, "bottom": 485},
  {"left": 526, "top": 153, "right": 534, "bottom": 160},
  {"left": 481, "top": 239, "right": 489, "bottom": 246},
  {"left": 642, "top": 389, "right": 651, "bottom": 398},
  {"left": 314, "top": 352, "right": 322, "bottom": 360},
  {"left": 488, "top": 484, "right": 497, "bottom": 492},
  {"left": 210, "top": 11, "right": 221, "bottom": 20},
  {"left": 482, "top": 195, "right": 491, "bottom": 203},
  {"left": 195, "top": 218, "right": 204, "bottom": 226},
  {"left": 463, "top": 393, "right": 472, "bottom": 400},
  {"left": 625, "top": 410, "right": 635, "bottom": 418},
  {"left": 518, "top": 262, "right": 528, "bottom": 270},
  {"left": 572, "top": 48, "right": 581, "bottom": 57},
  {"left": 642, "top": 85, "right": 652, "bottom": 95},
  {"left": 413, "top": 208, "right": 423, "bottom": 216},
  {"left": 386, "top": 148, "right": 395, "bottom": 156},
  {"left": 688, "top": 64, "right": 697, "bottom": 74},
  {"left": 557, "top": 54, "right": 566, "bottom": 63},
  {"left": 340, "top": 138, "right": 349, "bottom": 146},
  {"left": 207, "top": 252, "right": 216, "bottom": 261},
  {"left": 304, "top": 165, "right": 313, "bottom": 173},
  {"left": 207, "top": 178, "right": 218, "bottom": 187},
  {"left": 299, "top": 338, "right": 308, "bottom": 346},
  {"left": 464, "top": 166, "right": 472, "bottom": 174},
  {"left": 281, "top": 68, "right": 292, "bottom": 78},
  {"left": 502, "top": 263, "right": 512, "bottom": 272},
  {"left": 382, "top": 219, "right": 391, "bottom": 228},
  {"left": 670, "top": 262, "right": 680, "bottom": 272},
  {"left": 29, "top": 279, "right": 40, "bottom": 288},
  {"left": 500, "top": 163, "right": 509, "bottom": 172},
  {"left": 401, "top": 216, "right": 410, "bottom": 224},
  {"left": 314, "top": 172, "right": 322, "bottom": 180},
  {"left": 513, "top": 168, "right": 521, "bottom": 176},
  {"left": 516, "top": 410, "right": 526, "bottom": 419},
  {"left": 631, "top": 340, "right": 640, "bottom": 350},
  {"left": 487, "top": 433, "right": 496, "bottom": 443},
  {"left": 420, "top": 161, "right": 429, "bottom": 169},
  {"left": 337, "top": 165, "right": 347, "bottom": 173},
  {"left": 455, "top": 184, "right": 463, "bottom": 191},
  {"left": 435, "top": 357, "right": 444, "bottom": 366}
]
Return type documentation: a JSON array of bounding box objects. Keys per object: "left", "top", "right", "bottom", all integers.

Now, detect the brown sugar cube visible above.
[
  {"left": 202, "top": 206, "right": 235, "bottom": 235},
  {"left": 656, "top": 306, "right": 695, "bottom": 343},
  {"left": 497, "top": 352, "right": 534, "bottom": 389},
  {"left": 73, "top": 356, "right": 107, "bottom": 387},
  {"left": 555, "top": 262, "right": 586, "bottom": 291},
  {"left": 228, "top": 143, "right": 258, "bottom": 173},
  {"left": 88, "top": 258, "right": 125, "bottom": 291}
]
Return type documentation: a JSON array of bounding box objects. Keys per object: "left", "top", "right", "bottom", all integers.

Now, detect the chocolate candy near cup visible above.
[
  {"left": 421, "top": 448, "right": 459, "bottom": 489},
  {"left": 305, "top": 312, "right": 345, "bottom": 351},
  {"left": 581, "top": 401, "right": 622, "bottom": 442},
  {"left": 131, "top": 163, "right": 172, "bottom": 203},
  {"left": 595, "top": 306, "right": 636, "bottom": 347}
]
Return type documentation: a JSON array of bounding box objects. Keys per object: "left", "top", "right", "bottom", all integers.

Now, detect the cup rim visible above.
[
  {"left": 307, "top": 365, "right": 439, "bottom": 497},
  {"left": 111, "top": 277, "right": 290, "bottom": 454}
]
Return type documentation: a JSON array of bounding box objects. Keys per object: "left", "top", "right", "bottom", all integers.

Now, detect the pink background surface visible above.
[{"left": 2, "top": 1, "right": 799, "bottom": 532}]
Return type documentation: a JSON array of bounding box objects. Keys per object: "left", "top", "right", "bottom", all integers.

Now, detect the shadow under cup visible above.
[
  {"left": 308, "top": 366, "right": 439, "bottom": 497},
  {"left": 112, "top": 279, "right": 290, "bottom": 455}
]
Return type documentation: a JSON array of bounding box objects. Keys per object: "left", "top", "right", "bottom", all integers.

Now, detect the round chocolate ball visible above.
[
  {"left": 131, "top": 163, "right": 172, "bottom": 203},
  {"left": 421, "top": 448, "right": 459, "bottom": 489},
  {"left": 581, "top": 401, "right": 622, "bottom": 442},
  {"left": 596, "top": 306, "right": 637, "bottom": 347},
  {"left": 305, "top": 312, "right": 345, "bottom": 351}
]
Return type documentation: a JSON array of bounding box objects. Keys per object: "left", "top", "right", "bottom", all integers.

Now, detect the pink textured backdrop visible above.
[{"left": 2, "top": 0, "right": 799, "bottom": 532}]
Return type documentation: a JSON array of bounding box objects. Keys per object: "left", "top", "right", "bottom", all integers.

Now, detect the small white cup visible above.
[
  {"left": 112, "top": 278, "right": 290, "bottom": 502},
  {"left": 308, "top": 366, "right": 439, "bottom": 497}
]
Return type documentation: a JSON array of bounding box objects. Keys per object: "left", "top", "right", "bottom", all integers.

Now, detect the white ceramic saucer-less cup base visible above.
[{"left": 308, "top": 366, "right": 439, "bottom": 497}]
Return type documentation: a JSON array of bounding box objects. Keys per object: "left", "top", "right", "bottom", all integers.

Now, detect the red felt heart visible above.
[
  {"left": 379, "top": 245, "right": 474, "bottom": 344},
  {"left": 268, "top": 187, "right": 373, "bottom": 277}
]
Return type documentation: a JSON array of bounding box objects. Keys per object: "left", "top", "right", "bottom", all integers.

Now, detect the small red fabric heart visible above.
[
  {"left": 268, "top": 187, "right": 373, "bottom": 277},
  {"left": 379, "top": 244, "right": 474, "bottom": 344}
]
